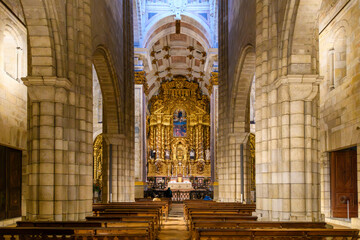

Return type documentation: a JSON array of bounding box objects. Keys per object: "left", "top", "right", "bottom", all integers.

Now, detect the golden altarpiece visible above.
[{"left": 147, "top": 76, "right": 211, "bottom": 178}]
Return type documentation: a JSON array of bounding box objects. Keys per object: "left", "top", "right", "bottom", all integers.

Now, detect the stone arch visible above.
[
  {"left": 20, "top": 0, "right": 67, "bottom": 77},
  {"left": 285, "top": 0, "right": 322, "bottom": 75},
  {"left": 143, "top": 14, "right": 212, "bottom": 50},
  {"left": 93, "top": 45, "right": 122, "bottom": 135},
  {"left": 230, "top": 45, "right": 256, "bottom": 134}
]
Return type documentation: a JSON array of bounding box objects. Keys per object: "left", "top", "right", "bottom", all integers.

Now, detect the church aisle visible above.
[{"left": 158, "top": 203, "right": 190, "bottom": 240}]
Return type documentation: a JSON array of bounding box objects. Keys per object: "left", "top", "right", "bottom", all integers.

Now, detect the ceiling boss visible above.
[{"left": 147, "top": 75, "right": 211, "bottom": 178}]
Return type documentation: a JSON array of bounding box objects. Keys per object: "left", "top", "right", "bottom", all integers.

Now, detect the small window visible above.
[
  {"left": 3, "top": 33, "right": 21, "bottom": 81},
  {"left": 328, "top": 49, "right": 335, "bottom": 90},
  {"left": 98, "top": 97, "right": 103, "bottom": 123},
  {"left": 333, "top": 28, "right": 346, "bottom": 87}
]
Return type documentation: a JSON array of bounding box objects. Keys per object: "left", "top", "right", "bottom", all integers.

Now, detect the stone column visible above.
[
  {"left": 320, "top": 152, "right": 331, "bottom": 218},
  {"left": 24, "top": 77, "right": 92, "bottom": 221},
  {"left": 103, "top": 134, "right": 134, "bottom": 202},
  {"left": 256, "top": 75, "right": 321, "bottom": 221},
  {"left": 134, "top": 84, "right": 146, "bottom": 198},
  {"left": 210, "top": 85, "right": 218, "bottom": 200}
]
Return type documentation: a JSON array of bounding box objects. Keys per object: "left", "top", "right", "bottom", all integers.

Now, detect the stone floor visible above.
[{"left": 157, "top": 203, "right": 190, "bottom": 240}]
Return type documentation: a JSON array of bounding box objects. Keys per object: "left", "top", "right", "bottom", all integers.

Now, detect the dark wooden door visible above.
[
  {"left": 331, "top": 148, "right": 358, "bottom": 218},
  {"left": 7, "top": 148, "right": 22, "bottom": 218},
  {"left": 0, "top": 146, "right": 6, "bottom": 220}
]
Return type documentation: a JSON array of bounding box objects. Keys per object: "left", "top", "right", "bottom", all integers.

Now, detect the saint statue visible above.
[
  {"left": 165, "top": 149, "right": 170, "bottom": 160},
  {"left": 189, "top": 149, "right": 195, "bottom": 160},
  {"left": 205, "top": 149, "right": 210, "bottom": 161}
]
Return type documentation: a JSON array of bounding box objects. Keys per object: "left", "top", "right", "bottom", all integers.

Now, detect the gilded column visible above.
[
  {"left": 156, "top": 124, "right": 161, "bottom": 160},
  {"left": 198, "top": 125, "right": 204, "bottom": 160},
  {"left": 161, "top": 125, "right": 165, "bottom": 159}
]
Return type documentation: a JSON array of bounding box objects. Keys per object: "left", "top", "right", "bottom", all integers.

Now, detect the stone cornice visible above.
[{"left": 22, "top": 76, "right": 72, "bottom": 90}]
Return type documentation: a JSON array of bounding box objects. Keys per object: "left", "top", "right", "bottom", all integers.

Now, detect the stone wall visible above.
[
  {"left": 217, "top": 0, "right": 256, "bottom": 202},
  {"left": 22, "top": 0, "right": 94, "bottom": 220},
  {"left": 14, "top": 0, "right": 135, "bottom": 220},
  {"left": 318, "top": 0, "right": 360, "bottom": 227},
  {"left": 92, "top": 0, "right": 135, "bottom": 203},
  {"left": 227, "top": 0, "right": 256, "bottom": 92},
  {"left": 0, "top": 2, "right": 27, "bottom": 150},
  {"left": 0, "top": 2, "right": 27, "bottom": 224},
  {"left": 0, "top": 0, "right": 25, "bottom": 24},
  {"left": 254, "top": 0, "right": 322, "bottom": 221}
]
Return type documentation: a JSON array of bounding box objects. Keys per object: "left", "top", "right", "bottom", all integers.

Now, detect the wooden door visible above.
[
  {"left": 7, "top": 148, "right": 22, "bottom": 218},
  {"left": 331, "top": 148, "right": 358, "bottom": 218},
  {"left": 0, "top": 146, "right": 6, "bottom": 220}
]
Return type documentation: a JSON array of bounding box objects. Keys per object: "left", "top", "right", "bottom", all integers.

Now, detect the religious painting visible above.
[{"left": 173, "top": 109, "right": 187, "bottom": 137}]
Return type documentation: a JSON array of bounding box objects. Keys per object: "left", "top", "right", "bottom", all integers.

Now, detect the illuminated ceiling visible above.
[{"left": 133, "top": 0, "right": 218, "bottom": 98}]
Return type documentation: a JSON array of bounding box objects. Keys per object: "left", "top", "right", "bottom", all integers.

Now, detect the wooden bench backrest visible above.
[
  {"left": 16, "top": 221, "right": 102, "bottom": 228},
  {"left": 191, "top": 221, "right": 329, "bottom": 229},
  {"left": 194, "top": 228, "right": 359, "bottom": 240}
]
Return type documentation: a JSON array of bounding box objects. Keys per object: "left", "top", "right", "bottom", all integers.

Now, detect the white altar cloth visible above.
[{"left": 167, "top": 181, "right": 193, "bottom": 190}]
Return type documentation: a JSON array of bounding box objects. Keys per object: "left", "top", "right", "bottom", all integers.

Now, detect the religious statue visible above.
[
  {"left": 176, "top": 146, "right": 185, "bottom": 175},
  {"left": 205, "top": 149, "right": 210, "bottom": 164},
  {"left": 150, "top": 149, "right": 156, "bottom": 159},
  {"left": 165, "top": 149, "right": 170, "bottom": 160},
  {"left": 189, "top": 149, "right": 195, "bottom": 160}
]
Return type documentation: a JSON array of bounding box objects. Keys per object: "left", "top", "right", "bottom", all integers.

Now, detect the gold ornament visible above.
[{"left": 147, "top": 75, "right": 211, "bottom": 177}]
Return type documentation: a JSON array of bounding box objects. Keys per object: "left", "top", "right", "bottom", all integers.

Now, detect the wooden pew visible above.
[
  {"left": 15, "top": 221, "right": 155, "bottom": 240},
  {"left": 86, "top": 215, "right": 158, "bottom": 236},
  {"left": 98, "top": 210, "right": 161, "bottom": 228},
  {"left": 16, "top": 221, "right": 102, "bottom": 228},
  {"left": 191, "top": 221, "right": 330, "bottom": 231},
  {"left": 135, "top": 198, "right": 171, "bottom": 217},
  {"left": 189, "top": 215, "right": 258, "bottom": 231},
  {"left": 94, "top": 202, "right": 168, "bottom": 219},
  {"left": 193, "top": 228, "right": 359, "bottom": 240},
  {"left": 93, "top": 204, "right": 164, "bottom": 224},
  {"left": 188, "top": 208, "right": 254, "bottom": 216},
  {"left": 190, "top": 221, "right": 331, "bottom": 238},
  {"left": 0, "top": 227, "right": 75, "bottom": 239},
  {"left": 184, "top": 202, "right": 256, "bottom": 221}
]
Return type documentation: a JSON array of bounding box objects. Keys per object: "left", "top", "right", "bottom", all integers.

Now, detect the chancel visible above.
[{"left": 0, "top": 0, "right": 360, "bottom": 239}]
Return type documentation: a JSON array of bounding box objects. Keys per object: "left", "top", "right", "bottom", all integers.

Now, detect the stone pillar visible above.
[
  {"left": 103, "top": 134, "right": 134, "bottom": 202},
  {"left": 134, "top": 84, "right": 146, "bottom": 198},
  {"left": 256, "top": 75, "right": 321, "bottom": 221},
  {"left": 210, "top": 85, "right": 218, "bottom": 200},
  {"left": 320, "top": 152, "right": 331, "bottom": 218},
  {"left": 24, "top": 77, "right": 93, "bottom": 221}
]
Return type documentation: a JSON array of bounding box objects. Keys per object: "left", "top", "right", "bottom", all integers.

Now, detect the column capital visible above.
[
  {"left": 22, "top": 76, "right": 72, "bottom": 89},
  {"left": 273, "top": 75, "right": 323, "bottom": 102},
  {"left": 134, "top": 71, "right": 149, "bottom": 95},
  {"left": 22, "top": 76, "right": 71, "bottom": 102}
]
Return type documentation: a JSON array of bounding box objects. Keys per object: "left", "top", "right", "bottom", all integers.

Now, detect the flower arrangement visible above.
[
  {"left": 93, "top": 182, "right": 101, "bottom": 192},
  {"left": 189, "top": 175, "right": 194, "bottom": 182}
]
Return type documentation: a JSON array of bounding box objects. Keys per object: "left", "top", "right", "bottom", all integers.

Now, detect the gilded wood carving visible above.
[{"left": 147, "top": 76, "right": 211, "bottom": 177}]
